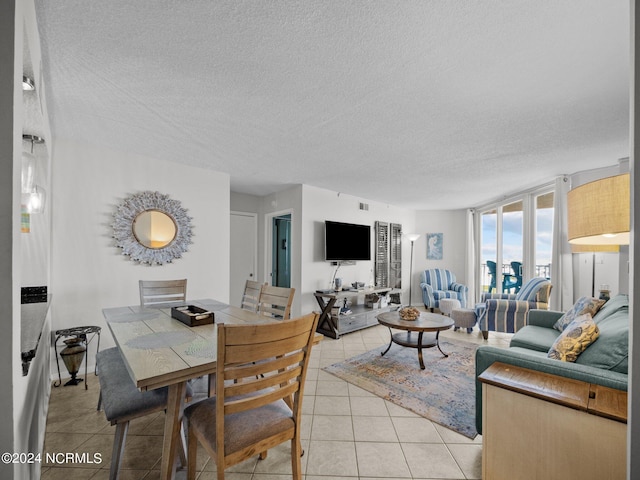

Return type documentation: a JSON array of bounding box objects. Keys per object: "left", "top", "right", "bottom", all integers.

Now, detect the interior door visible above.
[
  {"left": 272, "top": 215, "right": 291, "bottom": 287},
  {"left": 230, "top": 212, "right": 257, "bottom": 307}
]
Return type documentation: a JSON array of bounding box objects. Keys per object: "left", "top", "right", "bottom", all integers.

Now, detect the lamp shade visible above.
[
  {"left": 21, "top": 151, "right": 36, "bottom": 193},
  {"left": 405, "top": 233, "right": 420, "bottom": 242},
  {"left": 567, "top": 173, "right": 630, "bottom": 246},
  {"left": 22, "top": 185, "right": 46, "bottom": 214}
]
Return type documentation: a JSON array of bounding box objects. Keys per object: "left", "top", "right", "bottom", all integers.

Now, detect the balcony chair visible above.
[
  {"left": 184, "top": 313, "right": 319, "bottom": 480},
  {"left": 486, "top": 261, "right": 498, "bottom": 293},
  {"left": 510, "top": 261, "right": 523, "bottom": 293},
  {"left": 420, "top": 269, "right": 468, "bottom": 311},
  {"left": 477, "top": 276, "right": 552, "bottom": 339},
  {"left": 487, "top": 261, "right": 518, "bottom": 293}
]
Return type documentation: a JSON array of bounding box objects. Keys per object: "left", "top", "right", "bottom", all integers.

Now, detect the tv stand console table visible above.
[{"left": 314, "top": 287, "right": 399, "bottom": 339}]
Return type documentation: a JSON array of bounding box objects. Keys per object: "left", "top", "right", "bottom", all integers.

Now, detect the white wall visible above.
[
  {"left": 259, "top": 186, "right": 303, "bottom": 314},
  {"left": 572, "top": 252, "right": 621, "bottom": 301},
  {"left": 230, "top": 191, "right": 261, "bottom": 213},
  {"left": 300, "top": 185, "right": 415, "bottom": 315},
  {"left": 10, "top": 1, "right": 56, "bottom": 478},
  {"left": 2, "top": 1, "right": 19, "bottom": 477},
  {"left": 232, "top": 187, "right": 418, "bottom": 317},
  {"left": 50, "top": 139, "right": 230, "bottom": 376},
  {"left": 413, "top": 210, "right": 468, "bottom": 307}
]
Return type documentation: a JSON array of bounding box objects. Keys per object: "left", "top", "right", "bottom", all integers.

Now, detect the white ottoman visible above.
[
  {"left": 439, "top": 298, "right": 461, "bottom": 316},
  {"left": 451, "top": 308, "right": 477, "bottom": 333}
]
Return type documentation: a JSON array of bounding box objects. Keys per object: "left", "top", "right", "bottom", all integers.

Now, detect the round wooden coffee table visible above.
[{"left": 377, "top": 310, "right": 454, "bottom": 369}]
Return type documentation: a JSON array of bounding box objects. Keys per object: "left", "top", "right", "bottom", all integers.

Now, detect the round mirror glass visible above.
[{"left": 133, "top": 210, "right": 177, "bottom": 249}]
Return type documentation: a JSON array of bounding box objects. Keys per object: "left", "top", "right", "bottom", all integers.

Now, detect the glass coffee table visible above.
[{"left": 377, "top": 310, "right": 454, "bottom": 369}]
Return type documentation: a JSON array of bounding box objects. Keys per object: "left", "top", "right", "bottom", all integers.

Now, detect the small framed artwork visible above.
[
  {"left": 21, "top": 206, "right": 30, "bottom": 233},
  {"left": 426, "top": 233, "right": 443, "bottom": 260}
]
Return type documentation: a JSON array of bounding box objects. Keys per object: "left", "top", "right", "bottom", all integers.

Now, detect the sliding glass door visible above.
[
  {"left": 535, "top": 192, "right": 554, "bottom": 279},
  {"left": 478, "top": 189, "right": 554, "bottom": 298},
  {"left": 480, "top": 210, "right": 497, "bottom": 293},
  {"left": 502, "top": 200, "right": 524, "bottom": 293}
]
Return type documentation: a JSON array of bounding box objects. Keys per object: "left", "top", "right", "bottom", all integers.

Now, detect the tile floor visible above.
[{"left": 41, "top": 315, "right": 511, "bottom": 480}]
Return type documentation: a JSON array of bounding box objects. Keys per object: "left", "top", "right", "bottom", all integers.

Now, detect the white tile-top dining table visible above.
[{"left": 103, "top": 298, "right": 293, "bottom": 480}]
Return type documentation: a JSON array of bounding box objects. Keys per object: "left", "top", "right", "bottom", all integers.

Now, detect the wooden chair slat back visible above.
[
  {"left": 216, "top": 313, "right": 318, "bottom": 417},
  {"left": 240, "top": 280, "right": 265, "bottom": 312},
  {"left": 139, "top": 279, "right": 187, "bottom": 306},
  {"left": 225, "top": 383, "right": 299, "bottom": 416},
  {"left": 224, "top": 330, "right": 312, "bottom": 365},
  {"left": 258, "top": 285, "right": 295, "bottom": 320}
]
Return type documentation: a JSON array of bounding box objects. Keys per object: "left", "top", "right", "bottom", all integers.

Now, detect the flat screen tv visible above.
[{"left": 325, "top": 221, "right": 371, "bottom": 261}]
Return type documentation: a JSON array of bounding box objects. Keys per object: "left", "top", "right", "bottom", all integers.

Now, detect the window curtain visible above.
[
  {"left": 465, "top": 209, "right": 477, "bottom": 305},
  {"left": 551, "top": 175, "right": 573, "bottom": 311}
]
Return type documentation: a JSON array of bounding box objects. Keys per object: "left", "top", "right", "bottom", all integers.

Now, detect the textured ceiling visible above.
[{"left": 33, "top": 1, "right": 630, "bottom": 209}]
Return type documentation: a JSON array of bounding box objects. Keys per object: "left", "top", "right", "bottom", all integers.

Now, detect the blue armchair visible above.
[
  {"left": 420, "top": 269, "right": 468, "bottom": 311},
  {"left": 477, "top": 277, "right": 552, "bottom": 339}
]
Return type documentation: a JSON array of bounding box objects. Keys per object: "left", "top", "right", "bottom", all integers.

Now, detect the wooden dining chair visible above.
[
  {"left": 240, "top": 280, "right": 266, "bottom": 313},
  {"left": 259, "top": 285, "right": 295, "bottom": 320},
  {"left": 139, "top": 279, "right": 187, "bottom": 306},
  {"left": 184, "top": 312, "right": 319, "bottom": 480}
]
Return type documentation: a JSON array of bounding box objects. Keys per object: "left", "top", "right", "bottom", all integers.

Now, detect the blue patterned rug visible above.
[{"left": 324, "top": 337, "right": 478, "bottom": 439}]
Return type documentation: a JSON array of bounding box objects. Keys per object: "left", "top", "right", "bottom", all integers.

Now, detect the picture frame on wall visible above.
[{"left": 426, "top": 233, "right": 443, "bottom": 260}]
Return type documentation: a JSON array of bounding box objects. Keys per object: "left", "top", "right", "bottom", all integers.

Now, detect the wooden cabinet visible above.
[
  {"left": 314, "top": 288, "right": 399, "bottom": 338},
  {"left": 479, "top": 362, "right": 627, "bottom": 480}
]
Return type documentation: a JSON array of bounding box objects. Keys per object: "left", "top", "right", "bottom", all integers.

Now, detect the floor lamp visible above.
[{"left": 405, "top": 234, "right": 421, "bottom": 306}]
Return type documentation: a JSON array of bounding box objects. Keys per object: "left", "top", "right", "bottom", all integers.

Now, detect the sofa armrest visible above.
[
  {"left": 481, "top": 292, "right": 516, "bottom": 302},
  {"left": 419, "top": 282, "right": 432, "bottom": 292},
  {"left": 450, "top": 282, "right": 468, "bottom": 293},
  {"left": 474, "top": 345, "right": 628, "bottom": 435},
  {"left": 527, "top": 309, "right": 563, "bottom": 329}
]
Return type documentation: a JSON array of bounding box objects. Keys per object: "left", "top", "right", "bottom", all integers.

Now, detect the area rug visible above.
[{"left": 323, "top": 338, "right": 478, "bottom": 438}]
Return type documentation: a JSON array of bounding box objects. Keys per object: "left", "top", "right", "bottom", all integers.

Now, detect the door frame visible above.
[{"left": 265, "top": 209, "right": 294, "bottom": 286}]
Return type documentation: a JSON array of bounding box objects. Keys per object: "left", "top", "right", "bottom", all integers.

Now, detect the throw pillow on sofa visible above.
[
  {"left": 553, "top": 296, "right": 605, "bottom": 332},
  {"left": 548, "top": 313, "right": 600, "bottom": 362}
]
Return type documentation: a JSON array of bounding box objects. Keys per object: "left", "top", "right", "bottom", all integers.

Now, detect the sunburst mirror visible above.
[{"left": 112, "top": 191, "right": 193, "bottom": 265}]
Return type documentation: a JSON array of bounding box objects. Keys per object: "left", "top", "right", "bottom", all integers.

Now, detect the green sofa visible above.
[{"left": 475, "top": 294, "right": 629, "bottom": 434}]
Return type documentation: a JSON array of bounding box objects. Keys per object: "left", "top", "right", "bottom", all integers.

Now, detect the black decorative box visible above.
[{"left": 171, "top": 305, "right": 214, "bottom": 327}]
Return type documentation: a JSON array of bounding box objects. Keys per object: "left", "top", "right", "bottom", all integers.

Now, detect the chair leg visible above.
[
  {"left": 482, "top": 331, "right": 489, "bottom": 340},
  {"left": 110, "top": 421, "right": 129, "bottom": 480},
  {"left": 291, "top": 437, "right": 303, "bottom": 480},
  {"left": 187, "top": 426, "right": 198, "bottom": 480},
  {"left": 97, "top": 390, "right": 102, "bottom": 411},
  {"left": 178, "top": 420, "right": 188, "bottom": 467},
  {"left": 207, "top": 374, "right": 215, "bottom": 397}
]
